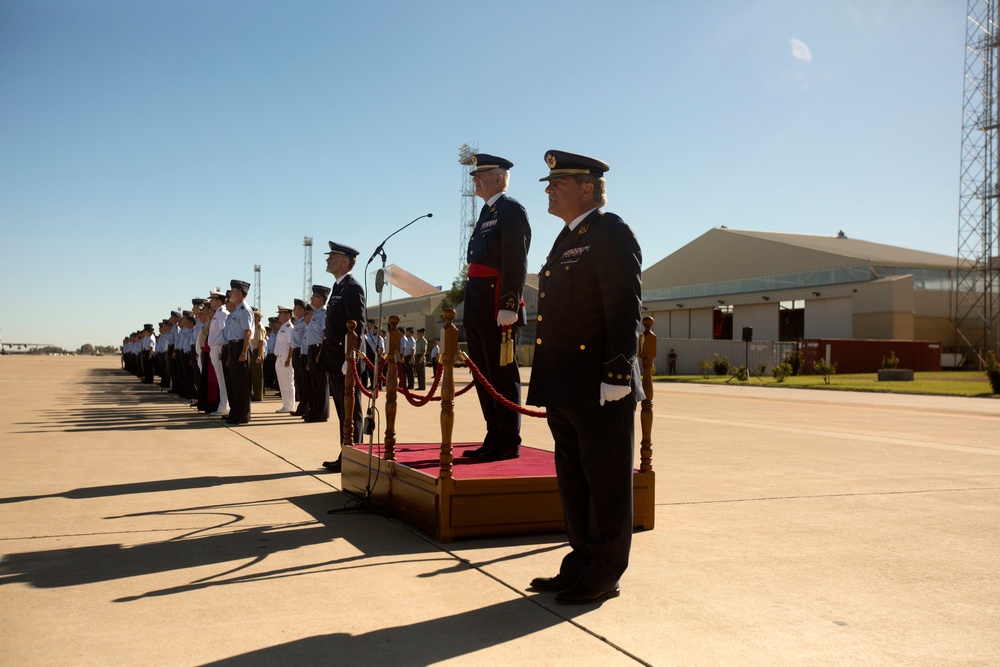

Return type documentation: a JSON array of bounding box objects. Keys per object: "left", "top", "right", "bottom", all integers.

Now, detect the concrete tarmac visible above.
[{"left": 1, "top": 356, "right": 998, "bottom": 666}]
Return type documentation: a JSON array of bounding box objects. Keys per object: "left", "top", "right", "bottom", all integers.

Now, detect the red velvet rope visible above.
[
  {"left": 460, "top": 353, "right": 547, "bottom": 418},
  {"left": 351, "top": 353, "right": 478, "bottom": 406}
]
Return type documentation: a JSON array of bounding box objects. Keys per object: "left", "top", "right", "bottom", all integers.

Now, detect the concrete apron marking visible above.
[{"left": 658, "top": 412, "right": 1000, "bottom": 456}]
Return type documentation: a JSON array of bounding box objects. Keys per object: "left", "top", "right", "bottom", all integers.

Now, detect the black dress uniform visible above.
[
  {"left": 463, "top": 153, "right": 531, "bottom": 460},
  {"left": 527, "top": 151, "right": 642, "bottom": 600},
  {"left": 320, "top": 242, "right": 366, "bottom": 469}
]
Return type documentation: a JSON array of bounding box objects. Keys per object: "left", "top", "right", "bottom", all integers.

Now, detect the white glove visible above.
[
  {"left": 341, "top": 361, "right": 348, "bottom": 375},
  {"left": 496, "top": 309, "right": 518, "bottom": 327},
  {"left": 599, "top": 382, "right": 631, "bottom": 406}
]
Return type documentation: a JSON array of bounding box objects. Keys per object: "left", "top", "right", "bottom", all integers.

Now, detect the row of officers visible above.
[
  {"left": 121, "top": 294, "right": 440, "bottom": 421},
  {"left": 121, "top": 242, "right": 443, "bottom": 472},
  {"left": 123, "top": 149, "right": 643, "bottom": 606}
]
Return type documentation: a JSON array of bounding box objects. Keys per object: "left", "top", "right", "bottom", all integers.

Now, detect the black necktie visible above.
[
  {"left": 478, "top": 203, "right": 490, "bottom": 223},
  {"left": 547, "top": 226, "right": 571, "bottom": 262}
]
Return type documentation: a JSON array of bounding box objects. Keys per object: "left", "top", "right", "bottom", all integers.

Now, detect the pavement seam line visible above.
[{"left": 660, "top": 485, "right": 1000, "bottom": 506}]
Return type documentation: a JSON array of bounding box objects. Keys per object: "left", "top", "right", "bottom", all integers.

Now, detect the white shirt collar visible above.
[
  {"left": 486, "top": 192, "right": 504, "bottom": 207},
  {"left": 568, "top": 207, "right": 600, "bottom": 232}
]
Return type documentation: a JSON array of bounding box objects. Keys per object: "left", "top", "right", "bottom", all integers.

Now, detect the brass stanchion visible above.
[
  {"left": 384, "top": 315, "right": 400, "bottom": 461},
  {"left": 639, "top": 316, "right": 656, "bottom": 473},
  {"left": 343, "top": 320, "right": 358, "bottom": 447}
]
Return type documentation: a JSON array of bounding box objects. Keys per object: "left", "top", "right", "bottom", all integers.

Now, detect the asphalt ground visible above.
[{"left": 1, "top": 355, "right": 998, "bottom": 666}]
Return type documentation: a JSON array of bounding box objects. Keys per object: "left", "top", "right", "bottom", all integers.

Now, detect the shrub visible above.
[
  {"left": 755, "top": 362, "right": 768, "bottom": 377},
  {"left": 783, "top": 350, "right": 803, "bottom": 376},
  {"left": 698, "top": 359, "right": 713, "bottom": 378},
  {"left": 813, "top": 358, "right": 837, "bottom": 385},
  {"left": 711, "top": 353, "right": 730, "bottom": 376},
  {"left": 771, "top": 362, "right": 792, "bottom": 383},
  {"left": 882, "top": 350, "right": 900, "bottom": 369},
  {"left": 731, "top": 364, "right": 749, "bottom": 382},
  {"left": 986, "top": 352, "right": 1000, "bottom": 394}
]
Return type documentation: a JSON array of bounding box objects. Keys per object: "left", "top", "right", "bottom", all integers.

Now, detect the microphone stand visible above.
[{"left": 330, "top": 214, "right": 431, "bottom": 516}]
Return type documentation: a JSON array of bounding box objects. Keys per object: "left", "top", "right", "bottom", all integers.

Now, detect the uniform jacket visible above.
[
  {"left": 322, "top": 273, "right": 366, "bottom": 372},
  {"left": 526, "top": 209, "right": 642, "bottom": 409},
  {"left": 463, "top": 193, "right": 531, "bottom": 328}
]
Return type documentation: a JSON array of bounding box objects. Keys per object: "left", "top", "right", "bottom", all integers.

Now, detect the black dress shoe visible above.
[
  {"left": 322, "top": 459, "right": 342, "bottom": 472},
  {"left": 529, "top": 573, "right": 577, "bottom": 592},
  {"left": 555, "top": 582, "right": 620, "bottom": 605},
  {"left": 461, "top": 446, "right": 485, "bottom": 459},
  {"left": 304, "top": 416, "right": 328, "bottom": 423},
  {"left": 475, "top": 448, "right": 519, "bottom": 463}
]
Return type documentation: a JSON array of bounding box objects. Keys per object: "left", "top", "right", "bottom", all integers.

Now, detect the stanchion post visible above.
[
  {"left": 384, "top": 315, "right": 400, "bottom": 460},
  {"left": 640, "top": 316, "right": 656, "bottom": 473},
  {"left": 344, "top": 320, "right": 358, "bottom": 448},
  {"left": 439, "top": 308, "right": 457, "bottom": 480}
]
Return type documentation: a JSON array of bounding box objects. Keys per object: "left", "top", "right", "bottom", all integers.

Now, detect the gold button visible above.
[
  {"left": 540, "top": 292, "right": 546, "bottom": 298},
  {"left": 536, "top": 338, "right": 542, "bottom": 345},
  {"left": 617, "top": 374, "right": 623, "bottom": 379},
  {"left": 625, "top": 375, "right": 631, "bottom": 380},
  {"left": 545, "top": 270, "right": 551, "bottom": 277},
  {"left": 565, "top": 266, "right": 570, "bottom": 270},
  {"left": 608, "top": 372, "right": 613, "bottom": 378},
  {"left": 537, "top": 315, "right": 542, "bottom": 321},
  {"left": 580, "top": 345, "right": 585, "bottom": 350}
]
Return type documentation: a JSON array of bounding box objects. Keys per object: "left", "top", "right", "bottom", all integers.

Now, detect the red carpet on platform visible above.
[{"left": 345, "top": 442, "right": 556, "bottom": 480}]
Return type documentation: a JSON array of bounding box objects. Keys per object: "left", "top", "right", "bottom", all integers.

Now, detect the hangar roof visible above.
[{"left": 643, "top": 228, "right": 959, "bottom": 289}]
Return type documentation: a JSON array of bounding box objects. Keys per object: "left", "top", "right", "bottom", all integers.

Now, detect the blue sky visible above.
[{"left": 0, "top": 1, "right": 966, "bottom": 349}]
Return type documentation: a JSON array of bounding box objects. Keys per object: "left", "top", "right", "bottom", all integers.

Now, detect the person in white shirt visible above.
[
  {"left": 207, "top": 290, "right": 230, "bottom": 417},
  {"left": 274, "top": 305, "right": 296, "bottom": 412}
]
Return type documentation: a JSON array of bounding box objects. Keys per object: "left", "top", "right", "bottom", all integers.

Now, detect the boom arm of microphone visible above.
[{"left": 367, "top": 213, "right": 433, "bottom": 266}]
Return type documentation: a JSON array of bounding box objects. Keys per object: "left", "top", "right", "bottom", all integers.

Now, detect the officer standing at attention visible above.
[
  {"left": 289, "top": 298, "right": 310, "bottom": 416},
  {"left": 207, "top": 290, "right": 230, "bottom": 417},
  {"left": 413, "top": 328, "right": 428, "bottom": 390},
  {"left": 274, "top": 306, "right": 296, "bottom": 413},
  {"left": 320, "top": 242, "right": 366, "bottom": 473},
  {"left": 223, "top": 279, "right": 255, "bottom": 424},
  {"left": 304, "top": 284, "right": 331, "bottom": 423},
  {"left": 462, "top": 152, "right": 531, "bottom": 462},
  {"left": 400, "top": 327, "right": 415, "bottom": 389},
  {"left": 526, "top": 150, "right": 642, "bottom": 605}
]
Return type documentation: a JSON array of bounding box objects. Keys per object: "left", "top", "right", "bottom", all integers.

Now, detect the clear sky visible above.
[{"left": 0, "top": 0, "right": 966, "bottom": 350}]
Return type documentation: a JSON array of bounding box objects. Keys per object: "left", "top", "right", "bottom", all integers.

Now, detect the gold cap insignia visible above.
[{"left": 545, "top": 153, "right": 557, "bottom": 168}]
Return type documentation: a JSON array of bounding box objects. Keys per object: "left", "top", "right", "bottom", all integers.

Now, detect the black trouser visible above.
[
  {"left": 143, "top": 352, "right": 155, "bottom": 384},
  {"left": 306, "top": 345, "right": 329, "bottom": 420},
  {"left": 264, "top": 353, "right": 277, "bottom": 390},
  {"left": 226, "top": 341, "right": 251, "bottom": 422},
  {"left": 548, "top": 400, "right": 635, "bottom": 591},
  {"left": 189, "top": 347, "right": 200, "bottom": 399},
  {"left": 465, "top": 325, "right": 522, "bottom": 452},
  {"left": 198, "top": 348, "right": 212, "bottom": 411},
  {"left": 403, "top": 355, "right": 414, "bottom": 389},
  {"left": 293, "top": 349, "right": 311, "bottom": 413}
]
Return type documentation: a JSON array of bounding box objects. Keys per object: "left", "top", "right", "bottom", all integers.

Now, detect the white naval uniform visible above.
[
  {"left": 208, "top": 306, "right": 230, "bottom": 414},
  {"left": 274, "top": 320, "right": 296, "bottom": 411}
]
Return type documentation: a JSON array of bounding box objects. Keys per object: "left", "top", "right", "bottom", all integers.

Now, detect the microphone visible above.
[{"left": 367, "top": 213, "right": 433, "bottom": 265}]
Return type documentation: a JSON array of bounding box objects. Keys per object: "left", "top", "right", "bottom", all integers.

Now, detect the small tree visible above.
[
  {"left": 77, "top": 343, "right": 95, "bottom": 355},
  {"left": 882, "top": 350, "right": 900, "bottom": 369},
  {"left": 440, "top": 265, "right": 468, "bottom": 311},
  {"left": 771, "top": 361, "right": 792, "bottom": 383},
  {"left": 814, "top": 358, "right": 837, "bottom": 385}
]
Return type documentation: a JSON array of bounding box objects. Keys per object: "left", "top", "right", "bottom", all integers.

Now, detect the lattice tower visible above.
[
  {"left": 957, "top": 0, "right": 1000, "bottom": 367},
  {"left": 302, "top": 237, "right": 313, "bottom": 301},
  {"left": 253, "top": 264, "right": 261, "bottom": 311},
  {"left": 457, "top": 142, "right": 478, "bottom": 273}
]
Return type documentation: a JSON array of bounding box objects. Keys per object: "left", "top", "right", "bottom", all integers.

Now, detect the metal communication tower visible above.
[
  {"left": 957, "top": 0, "right": 1000, "bottom": 367},
  {"left": 302, "top": 237, "right": 313, "bottom": 301},
  {"left": 457, "top": 142, "right": 478, "bottom": 272},
  {"left": 253, "top": 264, "right": 261, "bottom": 311}
]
